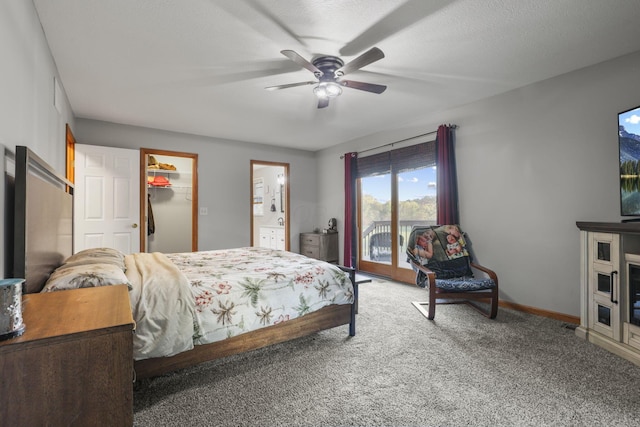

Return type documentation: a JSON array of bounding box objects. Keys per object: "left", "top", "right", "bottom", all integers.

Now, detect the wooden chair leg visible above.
[
  {"left": 428, "top": 283, "right": 436, "bottom": 319},
  {"left": 465, "top": 300, "right": 494, "bottom": 318},
  {"left": 411, "top": 278, "right": 439, "bottom": 320},
  {"left": 489, "top": 288, "right": 498, "bottom": 319},
  {"left": 464, "top": 288, "right": 498, "bottom": 319},
  {"left": 415, "top": 298, "right": 497, "bottom": 320},
  {"left": 411, "top": 301, "right": 434, "bottom": 320},
  {"left": 412, "top": 281, "right": 437, "bottom": 320}
]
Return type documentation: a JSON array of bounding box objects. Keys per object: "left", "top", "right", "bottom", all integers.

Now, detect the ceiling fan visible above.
[{"left": 265, "top": 47, "right": 387, "bottom": 108}]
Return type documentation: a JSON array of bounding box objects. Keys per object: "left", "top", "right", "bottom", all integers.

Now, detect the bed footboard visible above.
[{"left": 134, "top": 303, "right": 354, "bottom": 379}]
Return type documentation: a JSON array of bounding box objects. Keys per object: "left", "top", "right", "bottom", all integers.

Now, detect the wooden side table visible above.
[{"left": 0, "top": 285, "right": 134, "bottom": 426}]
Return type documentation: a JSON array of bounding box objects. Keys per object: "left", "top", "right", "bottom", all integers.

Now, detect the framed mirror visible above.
[
  {"left": 250, "top": 160, "right": 289, "bottom": 251},
  {"left": 253, "top": 178, "right": 264, "bottom": 216}
]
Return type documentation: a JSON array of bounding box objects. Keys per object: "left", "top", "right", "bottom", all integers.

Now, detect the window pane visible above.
[
  {"left": 397, "top": 166, "right": 437, "bottom": 269},
  {"left": 361, "top": 174, "right": 391, "bottom": 264}
]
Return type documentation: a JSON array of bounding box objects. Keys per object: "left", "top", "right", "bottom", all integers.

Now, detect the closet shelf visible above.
[
  {"left": 147, "top": 169, "right": 191, "bottom": 175},
  {"left": 148, "top": 185, "right": 191, "bottom": 189}
]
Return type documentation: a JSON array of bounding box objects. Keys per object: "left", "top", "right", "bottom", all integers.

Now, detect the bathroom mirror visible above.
[{"left": 250, "top": 160, "right": 289, "bottom": 251}]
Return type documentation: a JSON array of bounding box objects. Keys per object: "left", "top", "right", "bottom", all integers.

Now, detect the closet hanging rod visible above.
[{"left": 340, "top": 124, "right": 457, "bottom": 159}]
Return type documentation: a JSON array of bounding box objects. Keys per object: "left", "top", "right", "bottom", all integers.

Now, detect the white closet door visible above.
[{"left": 74, "top": 144, "right": 140, "bottom": 254}]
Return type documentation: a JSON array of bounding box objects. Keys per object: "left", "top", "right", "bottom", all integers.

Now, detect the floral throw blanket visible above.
[{"left": 165, "top": 247, "right": 354, "bottom": 347}]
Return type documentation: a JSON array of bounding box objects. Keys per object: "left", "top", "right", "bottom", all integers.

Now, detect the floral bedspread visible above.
[{"left": 165, "top": 247, "right": 354, "bottom": 346}]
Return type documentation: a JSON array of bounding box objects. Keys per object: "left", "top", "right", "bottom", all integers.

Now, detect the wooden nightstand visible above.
[
  {"left": 0, "top": 285, "right": 134, "bottom": 426},
  {"left": 300, "top": 231, "right": 339, "bottom": 263}
]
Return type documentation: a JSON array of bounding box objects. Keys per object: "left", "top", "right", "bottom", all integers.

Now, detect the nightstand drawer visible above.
[
  {"left": 301, "top": 246, "right": 320, "bottom": 258},
  {"left": 300, "top": 233, "right": 321, "bottom": 246}
]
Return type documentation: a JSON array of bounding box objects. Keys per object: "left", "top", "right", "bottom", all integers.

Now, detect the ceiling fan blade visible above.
[
  {"left": 339, "top": 0, "right": 449, "bottom": 56},
  {"left": 335, "top": 47, "right": 385, "bottom": 77},
  {"left": 214, "top": 2, "right": 304, "bottom": 48},
  {"left": 265, "top": 81, "right": 317, "bottom": 91},
  {"left": 281, "top": 50, "right": 323, "bottom": 77},
  {"left": 317, "top": 97, "right": 330, "bottom": 109},
  {"left": 340, "top": 80, "right": 387, "bottom": 94}
]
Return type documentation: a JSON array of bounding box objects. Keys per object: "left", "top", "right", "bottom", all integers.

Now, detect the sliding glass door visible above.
[
  {"left": 358, "top": 162, "right": 437, "bottom": 283},
  {"left": 359, "top": 172, "right": 392, "bottom": 275}
]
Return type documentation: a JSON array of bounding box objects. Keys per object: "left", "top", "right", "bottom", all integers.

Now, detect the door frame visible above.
[
  {"left": 250, "top": 160, "right": 290, "bottom": 251},
  {"left": 65, "top": 123, "right": 75, "bottom": 184},
  {"left": 140, "top": 148, "right": 198, "bottom": 252}
]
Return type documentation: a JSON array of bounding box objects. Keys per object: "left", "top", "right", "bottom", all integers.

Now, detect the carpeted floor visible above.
[{"left": 133, "top": 278, "right": 640, "bottom": 426}]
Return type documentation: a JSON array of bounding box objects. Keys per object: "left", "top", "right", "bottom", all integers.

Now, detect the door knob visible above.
[{"left": 132, "top": 223, "right": 138, "bottom": 228}]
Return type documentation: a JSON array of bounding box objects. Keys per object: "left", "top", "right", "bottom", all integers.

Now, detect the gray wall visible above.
[
  {"left": 0, "top": 2, "right": 75, "bottom": 276},
  {"left": 74, "top": 119, "right": 317, "bottom": 253},
  {"left": 0, "top": 2, "right": 74, "bottom": 170},
  {"left": 317, "top": 50, "right": 640, "bottom": 317}
]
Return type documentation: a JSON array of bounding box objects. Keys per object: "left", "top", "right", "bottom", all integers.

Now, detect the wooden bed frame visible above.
[
  {"left": 9, "top": 145, "right": 357, "bottom": 380},
  {"left": 135, "top": 301, "right": 354, "bottom": 379},
  {"left": 9, "top": 146, "right": 74, "bottom": 293}
]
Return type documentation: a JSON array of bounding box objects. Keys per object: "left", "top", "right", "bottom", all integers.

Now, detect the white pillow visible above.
[
  {"left": 42, "top": 263, "right": 131, "bottom": 292},
  {"left": 63, "top": 247, "right": 126, "bottom": 271}
]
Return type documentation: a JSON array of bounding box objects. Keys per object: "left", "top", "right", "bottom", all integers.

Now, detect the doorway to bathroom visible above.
[{"left": 250, "top": 160, "right": 289, "bottom": 251}]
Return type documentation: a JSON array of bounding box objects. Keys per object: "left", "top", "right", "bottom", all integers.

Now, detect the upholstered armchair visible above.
[{"left": 407, "top": 225, "right": 498, "bottom": 320}]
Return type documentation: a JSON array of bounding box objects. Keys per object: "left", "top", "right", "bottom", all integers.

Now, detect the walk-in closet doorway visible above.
[{"left": 141, "top": 148, "right": 198, "bottom": 253}]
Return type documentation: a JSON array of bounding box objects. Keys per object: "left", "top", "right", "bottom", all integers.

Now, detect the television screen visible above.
[{"left": 619, "top": 105, "right": 640, "bottom": 216}]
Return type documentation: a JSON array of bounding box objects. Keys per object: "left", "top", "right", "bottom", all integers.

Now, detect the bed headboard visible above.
[{"left": 10, "top": 146, "right": 74, "bottom": 294}]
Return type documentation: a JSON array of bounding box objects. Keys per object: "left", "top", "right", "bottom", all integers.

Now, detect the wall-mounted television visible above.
[{"left": 619, "top": 105, "right": 640, "bottom": 217}]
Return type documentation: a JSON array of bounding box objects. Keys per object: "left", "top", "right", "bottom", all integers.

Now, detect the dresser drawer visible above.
[
  {"left": 299, "top": 232, "right": 338, "bottom": 263},
  {"left": 300, "top": 233, "right": 321, "bottom": 246}
]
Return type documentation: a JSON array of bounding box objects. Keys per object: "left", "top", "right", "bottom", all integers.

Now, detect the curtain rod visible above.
[{"left": 340, "top": 124, "right": 457, "bottom": 159}]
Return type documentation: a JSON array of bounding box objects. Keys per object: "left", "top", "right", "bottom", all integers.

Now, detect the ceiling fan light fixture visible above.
[
  {"left": 314, "top": 82, "right": 342, "bottom": 99},
  {"left": 272, "top": 48, "right": 385, "bottom": 108}
]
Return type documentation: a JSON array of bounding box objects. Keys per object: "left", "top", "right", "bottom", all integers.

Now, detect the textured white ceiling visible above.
[{"left": 33, "top": 0, "right": 640, "bottom": 151}]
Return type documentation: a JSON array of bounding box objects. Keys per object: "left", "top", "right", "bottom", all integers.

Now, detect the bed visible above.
[{"left": 8, "top": 146, "right": 357, "bottom": 379}]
